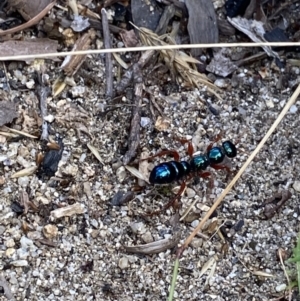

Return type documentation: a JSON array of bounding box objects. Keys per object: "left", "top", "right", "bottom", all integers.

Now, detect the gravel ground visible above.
[
  {"left": 1, "top": 55, "right": 300, "bottom": 301},
  {"left": 1, "top": 7, "right": 300, "bottom": 301}
]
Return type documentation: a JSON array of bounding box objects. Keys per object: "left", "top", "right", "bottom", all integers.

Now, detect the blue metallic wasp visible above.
[{"left": 144, "top": 136, "right": 237, "bottom": 215}]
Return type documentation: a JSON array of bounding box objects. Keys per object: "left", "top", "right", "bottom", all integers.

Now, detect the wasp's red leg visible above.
[
  {"left": 197, "top": 171, "right": 214, "bottom": 189},
  {"left": 210, "top": 163, "right": 233, "bottom": 183},
  {"left": 144, "top": 181, "right": 186, "bottom": 216},
  {"left": 206, "top": 133, "right": 223, "bottom": 152},
  {"left": 174, "top": 137, "right": 195, "bottom": 157},
  {"left": 210, "top": 164, "right": 231, "bottom": 173},
  {"left": 140, "top": 149, "right": 180, "bottom": 162}
]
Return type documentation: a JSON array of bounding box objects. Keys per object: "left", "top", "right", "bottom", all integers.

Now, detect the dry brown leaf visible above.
[
  {"left": 52, "top": 30, "right": 96, "bottom": 96},
  {"left": 20, "top": 190, "right": 38, "bottom": 214},
  {"left": 77, "top": 4, "right": 101, "bottom": 20}
]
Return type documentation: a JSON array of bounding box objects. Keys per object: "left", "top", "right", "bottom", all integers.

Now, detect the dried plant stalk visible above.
[{"left": 131, "top": 23, "right": 222, "bottom": 98}]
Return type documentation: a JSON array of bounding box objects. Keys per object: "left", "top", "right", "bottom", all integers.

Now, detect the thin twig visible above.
[
  {"left": 116, "top": 50, "right": 154, "bottom": 94},
  {"left": 144, "top": 87, "right": 164, "bottom": 116},
  {"left": 36, "top": 73, "right": 51, "bottom": 141},
  {"left": 1, "top": 42, "right": 300, "bottom": 61},
  {"left": 2, "top": 62, "right": 10, "bottom": 91},
  {"left": 101, "top": 8, "right": 113, "bottom": 99}
]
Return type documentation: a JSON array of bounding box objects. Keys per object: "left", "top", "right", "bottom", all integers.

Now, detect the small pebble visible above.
[
  {"left": 265, "top": 99, "right": 274, "bottom": 108},
  {"left": 140, "top": 117, "right": 151, "bottom": 128},
  {"left": 91, "top": 219, "right": 99, "bottom": 228},
  {"left": 17, "top": 248, "right": 29, "bottom": 259},
  {"left": 90, "top": 229, "right": 99, "bottom": 238},
  {"left": 0, "top": 225, "right": 5, "bottom": 235},
  {"left": 9, "top": 275, "right": 18, "bottom": 284},
  {"left": 117, "top": 41, "right": 124, "bottom": 48},
  {"left": 289, "top": 105, "right": 298, "bottom": 114},
  {"left": 17, "top": 176, "right": 29, "bottom": 187},
  {"left": 5, "top": 248, "right": 16, "bottom": 257},
  {"left": 293, "top": 180, "right": 300, "bottom": 192},
  {"left": 279, "top": 100, "right": 286, "bottom": 108},
  {"left": 185, "top": 188, "right": 196, "bottom": 198},
  {"left": 5, "top": 238, "right": 15, "bottom": 248},
  {"left": 141, "top": 231, "right": 153, "bottom": 243},
  {"left": 130, "top": 222, "right": 146, "bottom": 234},
  {"left": 190, "top": 238, "right": 203, "bottom": 249},
  {"left": 20, "top": 236, "right": 36, "bottom": 251},
  {"left": 116, "top": 166, "right": 126, "bottom": 183},
  {"left": 70, "top": 86, "right": 85, "bottom": 97},
  {"left": 275, "top": 284, "right": 286, "bottom": 292},
  {"left": 214, "top": 78, "right": 228, "bottom": 88},
  {"left": 191, "top": 220, "right": 199, "bottom": 228},
  {"left": 43, "top": 224, "right": 58, "bottom": 239},
  {"left": 0, "top": 176, "right": 5, "bottom": 185},
  {"left": 26, "top": 79, "right": 35, "bottom": 89},
  {"left": 118, "top": 257, "right": 129, "bottom": 269},
  {"left": 44, "top": 115, "right": 55, "bottom": 123}
]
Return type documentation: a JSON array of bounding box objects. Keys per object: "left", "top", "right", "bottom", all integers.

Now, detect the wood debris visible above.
[
  {"left": 50, "top": 203, "right": 85, "bottom": 219},
  {"left": 124, "top": 231, "right": 180, "bottom": 254},
  {"left": 0, "top": 39, "right": 59, "bottom": 62}
]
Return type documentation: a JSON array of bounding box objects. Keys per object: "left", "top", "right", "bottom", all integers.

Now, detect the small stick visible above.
[
  {"left": 122, "top": 64, "right": 143, "bottom": 165},
  {"left": 144, "top": 87, "right": 164, "bottom": 116},
  {"left": 36, "top": 72, "right": 51, "bottom": 141},
  {"left": 101, "top": 8, "right": 113, "bottom": 99},
  {"left": 2, "top": 62, "right": 10, "bottom": 91},
  {"left": 116, "top": 50, "right": 154, "bottom": 94}
]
